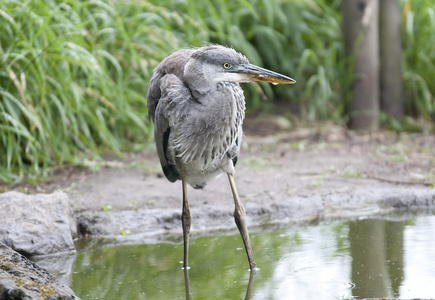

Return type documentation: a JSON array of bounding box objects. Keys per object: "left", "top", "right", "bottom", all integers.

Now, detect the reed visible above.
[{"left": 0, "top": 0, "right": 433, "bottom": 183}]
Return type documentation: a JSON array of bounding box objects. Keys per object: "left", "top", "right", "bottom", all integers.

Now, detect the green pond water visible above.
[{"left": 38, "top": 212, "right": 435, "bottom": 299}]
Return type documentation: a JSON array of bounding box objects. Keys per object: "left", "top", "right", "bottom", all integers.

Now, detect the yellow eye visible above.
[{"left": 223, "top": 62, "right": 231, "bottom": 69}]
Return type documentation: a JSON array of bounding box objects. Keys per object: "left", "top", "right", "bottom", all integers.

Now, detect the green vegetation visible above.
[
  {"left": 402, "top": 0, "right": 435, "bottom": 119},
  {"left": 1, "top": 0, "right": 434, "bottom": 183}
]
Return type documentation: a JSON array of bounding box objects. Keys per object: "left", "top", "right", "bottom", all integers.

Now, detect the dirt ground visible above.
[{"left": 8, "top": 117, "right": 435, "bottom": 239}]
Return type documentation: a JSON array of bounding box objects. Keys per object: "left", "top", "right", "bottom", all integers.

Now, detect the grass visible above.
[
  {"left": 401, "top": 0, "right": 435, "bottom": 119},
  {"left": 0, "top": 0, "right": 202, "bottom": 183},
  {"left": 0, "top": 0, "right": 434, "bottom": 184}
]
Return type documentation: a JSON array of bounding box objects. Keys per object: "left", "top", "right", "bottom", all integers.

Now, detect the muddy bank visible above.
[
  {"left": 4, "top": 126, "right": 434, "bottom": 241},
  {"left": 66, "top": 127, "right": 435, "bottom": 238}
]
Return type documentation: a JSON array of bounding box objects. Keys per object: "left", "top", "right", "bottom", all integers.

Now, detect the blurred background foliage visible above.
[{"left": 0, "top": 0, "right": 434, "bottom": 183}]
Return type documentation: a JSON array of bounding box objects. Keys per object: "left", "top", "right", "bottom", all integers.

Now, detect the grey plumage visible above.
[
  {"left": 148, "top": 46, "right": 247, "bottom": 188},
  {"left": 147, "top": 45, "right": 295, "bottom": 269}
]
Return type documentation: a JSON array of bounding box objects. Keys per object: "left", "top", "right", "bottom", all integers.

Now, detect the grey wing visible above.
[
  {"left": 146, "top": 49, "right": 195, "bottom": 181},
  {"left": 154, "top": 107, "right": 179, "bottom": 182},
  {"left": 153, "top": 74, "right": 193, "bottom": 182},
  {"left": 148, "top": 72, "right": 178, "bottom": 181},
  {"left": 146, "top": 49, "right": 195, "bottom": 122},
  {"left": 146, "top": 72, "right": 162, "bottom": 122}
]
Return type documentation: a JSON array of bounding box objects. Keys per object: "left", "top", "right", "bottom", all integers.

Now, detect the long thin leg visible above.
[
  {"left": 228, "top": 173, "right": 257, "bottom": 270},
  {"left": 181, "top": 176, "right": 192, "bottom": 269}
]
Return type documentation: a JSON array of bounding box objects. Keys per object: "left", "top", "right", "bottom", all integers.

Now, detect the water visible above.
[{"left": 36, "top": 212, "right": 435, "bottom": 299}]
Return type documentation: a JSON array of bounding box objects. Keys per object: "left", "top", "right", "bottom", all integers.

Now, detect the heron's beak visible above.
[{"left": 229, "top": 64, "right": 296, "bottom": 85}]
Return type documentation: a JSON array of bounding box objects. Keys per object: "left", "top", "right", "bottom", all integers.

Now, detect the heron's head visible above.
[{"left": 184, "top": 45, "right": 295, "bottom": 94}]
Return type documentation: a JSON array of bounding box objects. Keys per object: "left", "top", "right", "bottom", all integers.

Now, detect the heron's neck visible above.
[{"left": 184, "top": 59, "right": 218, "bottom": 99}]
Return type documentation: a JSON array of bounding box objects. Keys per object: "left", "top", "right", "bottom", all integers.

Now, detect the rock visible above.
[
  {"left": 0, "top": 192, "right": 77, "bottom": 256},
  {"left": 0, "top": 242, "right": 79, "bottom": 299}
]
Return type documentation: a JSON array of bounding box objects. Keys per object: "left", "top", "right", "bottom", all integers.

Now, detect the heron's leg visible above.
[
  {"left": 181, "top": 176, "right": 192, "bottom": 269},
  {"left": 228, "top": 173, "right": 257, "bottom": 270}
]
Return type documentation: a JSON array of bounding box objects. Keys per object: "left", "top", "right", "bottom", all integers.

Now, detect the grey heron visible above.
[{"left": 147, "top": 45, "right": 295, "bottom": 270}]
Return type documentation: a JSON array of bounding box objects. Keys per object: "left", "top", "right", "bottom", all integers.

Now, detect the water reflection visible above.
[
  {"left": 244, "top": 269, "right": 256, "bottom": 300},
  {"left": 32, "top": 251, "right": 77, "bottom": 286},
  {"left": 183, "top": 266, "right": 255, "bottom": 300},
  {"left": 32, "top": 212, "right": 435, "bottom": 299},
  {"left": 184, "top": 268, "right": 192, "bottom": 300},
  {"left": 70, "top": 236, "right": 256, "bottom": 299},
  {"left": 349, "top": 219, "right": 404, "bottom": 298}
]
